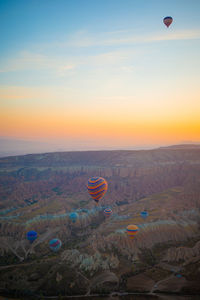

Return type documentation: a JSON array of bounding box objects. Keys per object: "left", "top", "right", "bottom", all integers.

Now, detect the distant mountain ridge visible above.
[
  {"left": 0, "top": 136, "right": 199, "bottom": 157},
  {"left": 0, "top": 138, "right": 59, "bottom": 157},
  {"left": 159, "top": 144, "right": 200, "bottom": 149},
  {"left": 0, "top": 145, "right": 200, "bottom": 170}
]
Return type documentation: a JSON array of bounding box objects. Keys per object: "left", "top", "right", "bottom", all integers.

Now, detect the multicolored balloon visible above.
[
  {"left": 163, "top": 16, "right": 173, "bottom": 28},
  {"left": 69, "top": 212, "right": 79, "bottom": 223},
  {"left": 140, "top": 211, "right": 149, "bottom": 219},
  {"left": 49, "top": 238, "right": 62, "bottom": 252},
  {"left": 126, "top": 224, "right": 139, "bottom": 239},
  {"left": 87, "top": 177, "right": 108, "bottom": 205},
  {"left": 104, "top": 208, "right": 112, "bottom": 217},
  {"left": 27, "top": 230, "right": 37, "bottom": 243}
]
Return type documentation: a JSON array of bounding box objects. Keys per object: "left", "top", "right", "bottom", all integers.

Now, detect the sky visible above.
[{"left": 0, "top": 0, "right": 200, "bottom": 153}]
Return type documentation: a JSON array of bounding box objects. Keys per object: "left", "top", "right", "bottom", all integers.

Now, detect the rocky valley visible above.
[{"left": 0, "top": 145, "right": 200, "bottom": 298}]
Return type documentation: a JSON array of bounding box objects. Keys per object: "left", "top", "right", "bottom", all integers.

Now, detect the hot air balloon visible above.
[
  {"left": 49, "top": 238, "right": 62, "bottom": 252},
  {"left": 27, "top": 230, "right": 37, "bottom": 243},
  {"left": 140, "top": 211, "right": 149, "bottom": 219},
  {"left": 87, "top": 177, "right": 108, "bottom": 205},
  {"left": 126, "top": 224, "right": 139, "bottom": 239},
  {"left": 69, "top": 212, "right": 79, "bottom": 223},
  {"left": 163, "top": 16, "right": 173, "bottom": 28},
  {"left": 104, "top": 207, "right": 112, "bottom": 217}
]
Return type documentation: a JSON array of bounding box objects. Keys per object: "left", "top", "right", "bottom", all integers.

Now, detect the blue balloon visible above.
[
  {"left": 176, "top": 274, "right": 182, "bottom": 278},
  {"left": 49, "top": 238, "right": 62, "bottom": 252},
  {"left": 27, "top": 230, "right": 37, "bottom": 243},
  {"left": 140, "top": 211, "right": 149, "bottom": 219},
  {"left": 69, "top": 212, "right": 79, "bottom": 223}
]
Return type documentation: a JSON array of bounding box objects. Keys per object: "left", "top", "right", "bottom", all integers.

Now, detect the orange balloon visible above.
[
  {"left": 126, "top": 224, "right": 139, "bottom": 239},
  {"left": 87, "top": 177, "right": 108, "bottom": 205}
]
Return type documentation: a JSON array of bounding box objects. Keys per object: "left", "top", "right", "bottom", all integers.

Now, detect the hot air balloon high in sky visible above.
[
  {"left": 27, "top": 230, "right": 37, "bottom": 243},
  {"left": 49, "top": 238, "right": 62, "bottom": 252},
  {"left": 126, "top": 224, "right": 139, "bottom": 239},
  {"left": 163, "top": 16, "right": 173, "bottom": 28},
  {"left": 87, "top": 177, "right": 108, "bottom": 205},
  {"left": 104, "top": 207, "right": 112, "bottom": 217}
]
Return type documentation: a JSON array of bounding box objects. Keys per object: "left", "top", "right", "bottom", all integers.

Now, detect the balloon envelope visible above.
[
  {"left": 104, "top": 208, "right": 112, "bottom": 217},
  {"left": 140, "top": 211, "right": 148, "bottom": 219},
  {"left": 163, "top": 16, "right": 173, "bottom": 27},
  {"left": 27, "top": 230, "right": 37, "bottom": 242},
  {"left": 126, "top": 224, "right": 139, "bottom": 239},
  {"left": 87, "top": 177, "right": 108, "bottom": 204},
  {"left": 49, "top": 238, "right": 62, "bottom": 252},
  {"left": 69, "top": 212, "right": 78, "bottom": 223}
]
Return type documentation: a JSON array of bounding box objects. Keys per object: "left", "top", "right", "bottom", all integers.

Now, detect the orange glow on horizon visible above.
[
  {"left": 1, "top": 85, "right": 199, "bottom": 147},
  {"left": 1, "top": 105, "right": 199, "bottom": 146}
]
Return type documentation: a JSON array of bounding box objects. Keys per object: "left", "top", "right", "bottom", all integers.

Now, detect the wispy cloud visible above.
[
  {"left": 0, "top": 28, "right": 199, "bottom": 76},
  {"left": 0, "top": 48, "right": 135, "bottom": 75},
  {"left": 65, "top": 29, "right": 200, "bottom": 48},
  {"left": 0, "top": 85, "right": 77, "bottom": 102},
  {"left": 0, "top": 51, "right": 77, "bottom": 75},
  {"left": 90, "top": 49, "right": 131, "bottom": 65},
  {"left": 146, "top": 29, "right": 200, "bottom": 42}
]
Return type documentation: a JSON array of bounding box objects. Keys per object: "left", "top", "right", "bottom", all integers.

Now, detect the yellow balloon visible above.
[{"left": 126, "top": 224, "right": 139, "bottom": 239}]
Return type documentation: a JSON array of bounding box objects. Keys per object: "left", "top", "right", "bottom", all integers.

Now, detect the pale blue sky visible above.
[{"left": 1, "top": 0, "right": 200, "bottom": 85}]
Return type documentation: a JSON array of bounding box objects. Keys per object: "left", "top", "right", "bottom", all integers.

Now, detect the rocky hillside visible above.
[
  {"left": 0, "top": 146, "right": 199, "bottom": 210},
  {"left": 0, "top": 146, "right": 200, "bottom": 298}
]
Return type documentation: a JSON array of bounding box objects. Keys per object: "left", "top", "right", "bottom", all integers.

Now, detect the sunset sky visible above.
[{"left": 0, "top": 0, "right": 200, "bottom": 152}]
